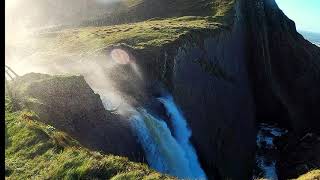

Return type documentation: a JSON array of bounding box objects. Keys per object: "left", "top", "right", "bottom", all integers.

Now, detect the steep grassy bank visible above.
[
  {"left": 5, "top": 97, "right": 173, "bottom": 180},
  {"left": 20, "top": 0, "right": 236, "bottom": 63},
  {"left": 7, "top": 73, "right": 144, "bottom": 162},
  {"left": 81, "top": 0, "right": 235, "bottom": 27},
  {"left": 296, "top": 170, "right": 320, "bottom": 180},
  {"left": 31, "top": 16, "right": 228, "bottom": 60}
]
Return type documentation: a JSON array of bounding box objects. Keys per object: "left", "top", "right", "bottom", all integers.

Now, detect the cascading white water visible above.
[
  {"left": 130, "top": 95, "right": 206, "bottom": 179},
  {"left": 89, "top": 51, "right": 206, "bottom": 179},
  {"left": 158, "top": 95, "right": 206, "bottom": 178},
  {"left": 131, "top": 110, "right": 193, "bottom": 178}
]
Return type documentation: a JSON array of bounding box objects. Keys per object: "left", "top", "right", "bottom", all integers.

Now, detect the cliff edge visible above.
[{"left": 6, "top": 0, "right": 320, "bottom": 179}]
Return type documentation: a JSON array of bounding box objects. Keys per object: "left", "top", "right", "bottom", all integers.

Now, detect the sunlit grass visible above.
[
  {"left": 5, "top": 96, "right": 174, "bottom": 179},
  {"left": 13, "top": 0, "right": 236, "bottom": 65},
  {"left": 34, "top": 16, "right": 224, "bottom": 57},
  {"left": 296, "top": 170, "right": 320, "bottom": 180}
]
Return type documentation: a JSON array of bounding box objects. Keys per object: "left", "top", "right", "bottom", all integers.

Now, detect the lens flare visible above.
[{"left": 110, "top": 49, "right": 131, "bottom": 64}]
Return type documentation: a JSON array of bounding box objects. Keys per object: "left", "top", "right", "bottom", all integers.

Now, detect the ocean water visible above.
[{"left": 299, "top": 30, "right": 320, "bottom": 47}]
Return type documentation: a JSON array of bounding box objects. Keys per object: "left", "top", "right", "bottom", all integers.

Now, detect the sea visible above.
[{"left": 299, "top": 30, "right": 320, "bottom": 47}]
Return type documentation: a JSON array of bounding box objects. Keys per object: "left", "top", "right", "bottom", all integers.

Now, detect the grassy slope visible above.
[
  {"left": 296, "top": 170, "right": 320, "bottom": 180},
  {"left": 34, "top": 16, "right": 224, "bottom": 58},
  {"left": 123, "top": 0, "right": 214, "bottom": 16},
  {"left": 24, "top": 0, "right": 235, "bottom": 62},
  {"left": 83, "top": 0, "right": 235, "bottom": 26},
  {"left": 5, "top": 97, "right": 174, "bottom": 180},
  {"left": 95, "top": 0, "right": 214, "bottom": 22}
]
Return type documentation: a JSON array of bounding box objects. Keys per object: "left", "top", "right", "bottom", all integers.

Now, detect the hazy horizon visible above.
[{"left": 276, "top": 0, "right": 320, "bottom": 33}]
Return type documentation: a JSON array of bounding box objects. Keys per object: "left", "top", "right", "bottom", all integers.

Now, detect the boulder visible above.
[{"left": 10, "top": 73, "right": 144, "bottom": 162}]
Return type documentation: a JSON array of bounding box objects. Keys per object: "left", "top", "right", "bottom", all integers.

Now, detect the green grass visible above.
[
  {"left": 83, "top": 0, "right": 235, "bottom": 27},
  {"left": 19, "top": 0, "right": 236, "bottom": 64},
  {"left": 34, "top": 16, "right": 224, "bottom": 58},
  {"left": 5, "top": 96, "right": 174, "bottom": 180},
  {"left": 124, "top": 0, "right": 214, "bottom": 15},
  {"left": 296, "top": 170, "right": 320, "bottom": 180}
]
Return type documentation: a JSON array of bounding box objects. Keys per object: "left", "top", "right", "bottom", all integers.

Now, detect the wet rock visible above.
[{"left": 10, "top": 73, "right": 144, "bottom": 162}]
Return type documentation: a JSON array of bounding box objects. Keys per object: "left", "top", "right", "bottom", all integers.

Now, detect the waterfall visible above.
[
  {"left": 131, "top": 110, "right": 192, "bottom": 178},
  {"left": 158, "top": 95, "right": 206, "bottom": 178},
  {"left": 130, "top": 95, "right": 206, "bottom": 179}
]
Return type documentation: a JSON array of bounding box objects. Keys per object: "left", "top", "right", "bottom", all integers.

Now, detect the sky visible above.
[{"left": 276, "top": 0, "right": 320, "bottom": 33}]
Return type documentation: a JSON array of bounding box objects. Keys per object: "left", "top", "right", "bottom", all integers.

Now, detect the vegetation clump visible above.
[
  {"left": 5, "top": 96, "right": 174, "bottom": 180},
  {"left": 296, "top": 170, "right": 320, "bottom": 180}
]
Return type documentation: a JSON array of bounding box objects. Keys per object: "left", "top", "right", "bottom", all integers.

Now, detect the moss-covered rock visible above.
[
  {"left": 5, "top": 101, "right": 174, "bottom": 179},
  {"left": 9, "top": 73, "right": 144, "bottom": 162}
]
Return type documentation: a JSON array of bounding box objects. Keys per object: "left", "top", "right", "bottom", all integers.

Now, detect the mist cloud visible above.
[{"left": 5, "top": 0, "right": 146, "bottom": 117}]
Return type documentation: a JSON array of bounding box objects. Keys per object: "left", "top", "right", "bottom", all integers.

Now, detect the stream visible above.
[{"left": 254, "top": 123, "right": 288, "bottom": 180}]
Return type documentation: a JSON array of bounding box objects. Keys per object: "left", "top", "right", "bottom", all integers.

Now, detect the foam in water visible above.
[
  {"left": 158, "top": 95, "right": 206, "bottom": 178},
  {"left": 130, "top": 95, "right": 206, "bottom": 179},
  {"left": 255, "top": 123, "right": 288, "bottom": 180},
  {"left": 131, "top": 110, "right": 192, "bottom": 177}
]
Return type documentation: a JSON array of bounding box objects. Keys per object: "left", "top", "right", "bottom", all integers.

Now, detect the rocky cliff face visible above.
[
  {"left": 243, "top": 0, "right": 320, "bottom": 133},
  {"left": 11, "top": 73, "right": 143, "bottom": 161},
  {"left": 165, "top": 3, "right": 256, "bottom": 179},
  {"left": 127, "top": 0, "right": 320, "bottom": 179},
  {"left": 126, "top": 2, "right": 257, "bottom": 179}
]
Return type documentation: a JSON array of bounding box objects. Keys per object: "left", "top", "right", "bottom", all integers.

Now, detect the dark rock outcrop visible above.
[
  {"left": 243, "top": 0, "right": 320, "bottom": 133},
  {"left": 275, "top": 132, "right": 320, "bottom": 179},
  {"left": 169, "top": 4, "right": 256, "bottom": 179},
  {"left": 10, "top": 73, "right": 143, "bottom": 161}
]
